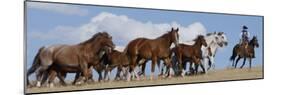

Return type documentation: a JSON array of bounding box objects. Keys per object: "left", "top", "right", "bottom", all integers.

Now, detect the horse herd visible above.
[{"left": 26, "top": 27, "right": 259, "bottom": 88}]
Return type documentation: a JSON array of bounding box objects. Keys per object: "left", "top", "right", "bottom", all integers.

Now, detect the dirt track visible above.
[{"left": 26, "top": 66, "right": 263, "bottom": 94}]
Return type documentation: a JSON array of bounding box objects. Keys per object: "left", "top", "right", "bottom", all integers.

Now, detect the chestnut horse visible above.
[
  {"left": 172, "top": 35, "right": 207, "bottom": 77},
  {"left": 103, "top": 49, "right": 130, "bottom": 81},
  {"left": 125, "top": 28, "right": 179, "bottom": 81},
  {"left": 230, "top": 36, "right": 259, "bottom": 69},
  {"left": 27, "top": 32, "right": 115, "bottom": 87}
]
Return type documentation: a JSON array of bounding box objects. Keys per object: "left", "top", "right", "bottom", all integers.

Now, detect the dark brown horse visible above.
[
  {"left": 125, "top": 28, "right": 179, "bottom": 81},
  {"left": 172, "top": 35, "right": 207, "bottom": 77},
  {"left": 27, "top": 32, "right": 115, "bottom": 87},
  {"left": 103, "top": 49, "right": 130, "bottom": 81},
  {"left": 230, "top": 36, "right": 259, "bottom": 69}
]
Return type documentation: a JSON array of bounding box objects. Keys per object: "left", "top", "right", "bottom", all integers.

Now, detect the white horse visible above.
[{"left": 200, "top": 32, "right": 228, "bottom": 73}]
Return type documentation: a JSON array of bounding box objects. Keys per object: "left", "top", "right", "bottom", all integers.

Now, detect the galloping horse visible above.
[
  {"left": 201, "top": 32, "right": 228, "bottom": 73},
  {"left": 164, "top": 32, "right": 228, "bottom": 75},
  {"left": 125, "top": 28, "right": 179, "bottom": 81},
  {"left": 27, "top": 32, "right": 115, "bottom": 87},
  {"left": 230, "top": 36, "right": 259, "bottom": 69},
  {"left": 103, "top": 49, "right": 130, "bottom": 81},
  {"left": 172, "top": 35, "right": 207, "bottom": 77}
]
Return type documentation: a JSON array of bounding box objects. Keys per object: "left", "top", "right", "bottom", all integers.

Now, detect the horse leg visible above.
[
  {"left": 203, "top": 58, "right": 209, "bottom": 73},
  {"left": 249, "top": 58, "right": 252, "bottom": 69},
  {"left": 177, "top": 55, "right": 185, "bottom": 77},
  {"left": 87, "top": 66, "right": 94, "bottom": 82},
  {"left": 103, "top": 67, "right": 111, "bottom": 82},
  {"left": 47, "top": 70, "right": 57, "bottom": 88},
  {"left": 72, "top": 72, "right": 80, "bottom": 85},
  {"left": 98, "top": 70, "right": 103, "bottom": 82},
  {"left": 139, "top": 59, "right": 147, "bottom": 78},
  {"left": 76, "top": 63, "right": 88, "bottom": 85},
  {"left": 194, "top": 63, "right": 199, "bottom": 74},
  {"left": 240, "top": 57, "right": 247, "bottom": 69},
  {"left": 189, "top": 62, "right": 194, "bottom": 75},
  {"left": 209, "top": 56, "right": 215, "bottom": 70},
  {"left": 199, "top": 59, "right": 206, "bottom": 74},
  {"left": 164, "top": 58, "right": 173, "bottom": 78},
  {"left": 27, "top": 63, "right": 39, "bottom": 87},
  {"left": 115, "top": 66, "right": 122, "bottom": 81},
  {"left": 127, "top": 56, "right": 137, "bottom": 81},
  {"left": 150, "top": 56, "right": 157, "bottom": 80},
  {"left": 57, "top": 72, "right": 67, "bottom": 86},
  {"left": 234, "top": 56, "right": 241, "bottom": 68},
  {"left": 35, "top": 67, "right": 45, "bottom": 87},
  {"left": 39, "top": 70, "right": 49, "bottom": 87}
]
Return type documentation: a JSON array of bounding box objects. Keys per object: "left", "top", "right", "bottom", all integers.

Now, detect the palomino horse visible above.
[
  {"left": 230, "top": 36, "right": 259, "bottom": 69},
  {"left": 27, "top": 32, "right": 115, "bottom": 87},
  {"left": 172, "top": 35, "right": 207, "bottom": 77},
  {"left": 103, "top": 49, "right": 130, "bottom": 81},
  {"left": 125, "top": 28, "right": 179, "bottom": 81}
]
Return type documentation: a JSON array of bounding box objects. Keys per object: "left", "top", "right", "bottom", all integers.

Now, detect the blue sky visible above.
[{"left": 26, "top": 2, "right": 263, "bottom": 80}]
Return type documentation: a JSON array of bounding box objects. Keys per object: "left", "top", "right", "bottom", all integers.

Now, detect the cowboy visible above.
[{"left": 240, "top": 25, "right": 250, "bottom": 48}]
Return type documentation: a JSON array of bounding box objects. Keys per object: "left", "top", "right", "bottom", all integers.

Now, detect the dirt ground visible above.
[{"left": 26, "top": 66, "right": 263, "bottom": 94}]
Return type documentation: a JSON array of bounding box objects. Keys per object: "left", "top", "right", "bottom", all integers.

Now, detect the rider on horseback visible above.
[{"left": 240, "top": 25, "right": 250, "bottom": 48}]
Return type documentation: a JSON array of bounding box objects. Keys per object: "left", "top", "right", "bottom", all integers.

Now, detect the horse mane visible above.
[
  {"left": 193, "top": 35, "right": 204, "bottom": 41},
  {"left": 79, "top": 32, "right": 109, "bottom": 46},
  {"left": 158, "top": 31, "right": 170, "bottom": 39},
  {"left": 78, "top": 32, "right": 110, "bottom": 54},
  {"left": 249, "top": 36, "right": 257, "bottom": 45},
  {"left": 206, "top": 33, "right": 214, "bottom": 36}
]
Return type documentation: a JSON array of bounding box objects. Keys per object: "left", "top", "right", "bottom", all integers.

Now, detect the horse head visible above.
[
  {"left": 86, "top": 32, "right": 115, "bottom": 58},
  {"left": 250, "top": 36, "right": 259, "bottom": 48},
  {"left": 195, "top": 35, "right": 207, "bottom": 47},
  {"left": 216, "top": 32, "right": 228, "bottom": 47},
  {"left": 169, "top": 27, "right": 179, "bottom": 46}
]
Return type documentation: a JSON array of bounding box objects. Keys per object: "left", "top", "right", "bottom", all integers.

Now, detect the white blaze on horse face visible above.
[{"left": 173, "top": 33, "right": 179, "bottom": 46}]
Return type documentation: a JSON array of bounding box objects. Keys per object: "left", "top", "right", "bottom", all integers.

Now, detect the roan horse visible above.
[
  {"left": 27, "top": 32, "right": 115, "bottom": 87},
  {"left": 125, "top": 28, "right": 179, "bottom": 81},
  {"left": 230, "top": 36, "right": 259, "bottom": 69},
  {"left": 172, "top": 35, "right": 207, "bottom": 77}
]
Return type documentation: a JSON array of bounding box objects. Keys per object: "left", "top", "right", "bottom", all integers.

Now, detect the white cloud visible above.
[
  {"left": 29, "top": 12, "right": 207, "bottom": 50},
  {"left": 27, "top": 2, "right": 88, "bottom": 16}
]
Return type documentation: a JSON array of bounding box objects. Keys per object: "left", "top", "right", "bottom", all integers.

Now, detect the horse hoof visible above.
[
  {"left": 150, "top": 76, "right": 154, "bottom": 80},
  {"left": 168, "top": 75, "right": 172, "bottom": 79},
  {"left": 47, "top": 83, "right": 54, "bottom": 88},
  {"left": 75, "top": 81, "right": 83, "bottom": 85},
  {"left": 36, "top": 81, "right": 41, "bottom": 87}
]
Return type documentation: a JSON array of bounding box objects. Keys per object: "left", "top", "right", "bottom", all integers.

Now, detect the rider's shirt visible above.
[{"left": 240, "top": 29, "right": 250, "bottom": 42}]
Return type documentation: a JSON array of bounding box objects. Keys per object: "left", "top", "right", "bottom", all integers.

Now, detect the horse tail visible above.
[
  {"left": 27, "top": 46, "right": 45, "bottom": 85},
  {"left": 229, "top": 45, "right": 238, "bottom": 61}
]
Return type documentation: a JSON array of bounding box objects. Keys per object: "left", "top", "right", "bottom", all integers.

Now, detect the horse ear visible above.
[
  {"left": 176, "top": 27, "right": 179, "bottom": 32},
  {"left": 171, "top": 27, "right": 174, "bottom": 31}
]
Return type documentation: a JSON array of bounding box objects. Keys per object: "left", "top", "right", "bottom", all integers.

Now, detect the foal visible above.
[{"left": 173, "top": 35, "right": 207, "bottom": 77}]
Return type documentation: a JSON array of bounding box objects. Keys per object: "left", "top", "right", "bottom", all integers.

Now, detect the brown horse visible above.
[
  {"left": 230, "top": 36, "right": 259, "bottom": 69},
  {"left": 27, "top": 32, "right": 115, "bottom": 87},
  {"left": 125, "top": 27, "right": 179, "bottom": 81},
  {"left": 103, "top": 49, "right": 130, "bottom": 81},
  {"left": 172, "top": 35, "right": 207, "bottom": 77}
]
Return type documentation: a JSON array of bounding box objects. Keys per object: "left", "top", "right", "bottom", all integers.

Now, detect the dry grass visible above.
[{"left": 26, "top": 66, "right": 263, "bottom": 94}]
